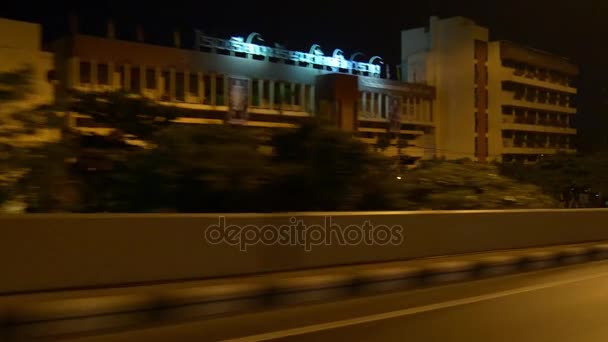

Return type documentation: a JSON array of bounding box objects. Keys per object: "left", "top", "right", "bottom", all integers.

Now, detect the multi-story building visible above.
[
  {"left": 49, "top": 21, "right": 436, "bottom": 162},
  {"left": 0, "top": 15, "right": 579, "bottom": 164},
  {"left": 402, "top": 16, "right": 578, "bottom": 162},
  {"left": 0, "top": 17, "right": 59, "bottom": 147}
]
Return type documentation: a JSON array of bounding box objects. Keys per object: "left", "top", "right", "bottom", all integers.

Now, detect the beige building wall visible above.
[
  {"left": 402, "top": 16, "right": 489, "bottom": 160},
  {"left": 0, "top": 18, "right": 54, "bottom": 111},
  {"left": 488, "top": 41, "right": 577, "bottom": 162},
  {"left": 403, "top": 16, "right": 578, "bottom": 162},
  {"left": 0, "top": 18, "right": 57, "bottom": 147}
]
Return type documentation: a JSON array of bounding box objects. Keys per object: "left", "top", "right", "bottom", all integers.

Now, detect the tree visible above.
[
  {"left": 72, "top": 124, "right": 272, "bottom": 213},
  {"left": 400, "top": 160, "right": 559, "bottom": 210},
  {"left": 69, "top": 91, "right": 179, "bottom": 141},
  {"left": 266, "top": 122, "right": 405, "bottom": 211}
]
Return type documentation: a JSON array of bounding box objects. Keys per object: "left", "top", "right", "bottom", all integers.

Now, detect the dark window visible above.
[
  {"left": 294, "top": 84, "right": 301, "bottom": 106},
  {"left": 252, "top": 79, "right": 260, "bottom": 106},
  {"left": 175, "top": 72, "right": 185, "bottom": 101},
  {"left": 275, "top": 82, "right": 283, "bottom": 105},
  {"left": 145, "top": 68, "right": 155, "bottom": 89},
  {"left": 161, "top": 71, "right": 170, "bottom": 100},
  {"left": 97, "top": 64, "right": 109, "bottom": 85},
  {"left": 79, "top": 61, "right": 91, "bottom": 84},
  {"left": 117, "top": 65, "right": 126, "bottom": 89},
  {"left": 131, "top": 66, "right": 141, "bottom": 93},
  {"left": 203, "top": 74, "right": 212, "bottom": 104},
  {"left": 216, "top": 75, "right": 224, "bottom": 105},
  {"left": 189, "top": 73, "right": 198, "bottom": 95}
]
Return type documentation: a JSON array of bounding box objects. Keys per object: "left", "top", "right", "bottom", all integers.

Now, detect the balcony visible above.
[
  {"left": 502, "top": 115, "right": 576, "bottom": 135},
  {"left": 502, "top": 146, "right": 576, "bottom": 155},
  {"left": 504, "top": 69, "right": 577, "bottom": 94},
  {"left": 504, "top": 98, "right": 576, "bottom": 114}
]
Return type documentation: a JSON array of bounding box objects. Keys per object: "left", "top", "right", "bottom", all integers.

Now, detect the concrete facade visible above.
[
  {"left": 51, "top": 29, "right": 436, "bottom": 162},
  {"left": 402, "top": 16, "right": 578, "bottom": 162},
  {"left": 0, "top": 18, "right": 59, "bottom": 148}
]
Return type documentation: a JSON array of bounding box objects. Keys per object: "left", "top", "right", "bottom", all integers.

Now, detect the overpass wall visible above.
[{"left": 1, "top": 210, "right": 608, "bottom": 293}]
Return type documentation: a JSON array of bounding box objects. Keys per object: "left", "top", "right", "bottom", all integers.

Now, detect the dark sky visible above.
[{"left": 2, "top": 0, "right": 607, "bottom": 144}]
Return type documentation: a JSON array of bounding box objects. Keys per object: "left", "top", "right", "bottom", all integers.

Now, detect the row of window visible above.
[
  {"left": 78, "top": 61, "right": 314, "bottom": 109},
  {"left": 502, "top": 60, "right": 574, "bottom": 87},
  {"left": 502, "top": 131, "right": 574, "bottom": 149},
  {"left": 358, "top": 93, "right": 432, "bottom": 122},
  {"left": 502, "top": 82, "right": 574, "bottom": 108}
]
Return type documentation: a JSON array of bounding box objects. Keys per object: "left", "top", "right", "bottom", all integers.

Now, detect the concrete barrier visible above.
[
  {"left": 2, "top": 209, "right": 608, "bottom": 294},
  {"left": 2, "top": 241, "right": 608, "bottom": 340}
]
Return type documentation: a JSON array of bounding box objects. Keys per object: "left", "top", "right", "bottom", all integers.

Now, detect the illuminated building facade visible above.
[
  {"left": 0, "top": 15, "right": 578, "bottom": 163},
  {"left": 402, "top": 16, "right": 578, "bottom": 162},
  {"left": 49, "top": 22, "right": 436, "bottom": 162}
]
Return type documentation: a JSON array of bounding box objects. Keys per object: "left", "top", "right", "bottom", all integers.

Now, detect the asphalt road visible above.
[{"left": 68, "top": 260, "right": 608, "bottom": 342}]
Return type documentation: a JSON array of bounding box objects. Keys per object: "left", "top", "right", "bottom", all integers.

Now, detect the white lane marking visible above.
[{"left": 223, "top": 270, "right": 608, "bottom": 341}]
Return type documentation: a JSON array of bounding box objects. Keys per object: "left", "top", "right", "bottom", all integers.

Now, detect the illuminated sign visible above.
[{"left": 194, "top": 31, "right": 382, "bottom": 77}]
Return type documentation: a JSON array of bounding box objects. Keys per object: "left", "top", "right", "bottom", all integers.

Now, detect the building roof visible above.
[{"left": 498, "top": 40, "right": 579, "bottom": 76}]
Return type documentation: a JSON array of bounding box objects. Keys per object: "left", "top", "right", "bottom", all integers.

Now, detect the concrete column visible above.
[
  {"left": 140, "top": 65, "right": 145, "bottom": 94},
  {"left": 361, "top": 92, "right": 367, "bottom": 114},
  {"left": 269, "top": 80, "right": 275, "bottom": 110},
  {"left": 91, "top": 60, "right": 98, "bottom": 89},
  {"left": 258, "top": 79, "right": 264, "bottom": 108},
  {"left": 71, "top": 57, "right": 80, "bottom": 88},
  {"left": 370, "top": 93, "right": 375, "bottom": 118},
  {"left": 377, "top": 93, "right": 383, "bottom": 118},
  {"left": 108, "top": 62, "right": 115, "bottom": 91},
  {"left": 385, "top": 94, "right": 389, "bottom": 118},
  {"left": 210, "top": 73, "right": 216, "bottom": 106},
  {"left": 124, "top": 64, "right": 131, "bottom": 92},
  {"left": 155, "top": 66, "right": 161, "bottom": 100},
  {"left": 184, "top": 70, "right": 190, "bottom": 99},
  {"left": 169, "top": 68, "right": 176, "bottom": 102},
  {"left": 309, "top": 85, "right": 315, "bottom": 114},
  {"left": 197, "top": 72, "right": 204, "bottom": 103}
]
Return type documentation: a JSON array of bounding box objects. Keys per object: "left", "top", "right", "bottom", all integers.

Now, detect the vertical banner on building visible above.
[
  {"left": 388, "top": 95, "right": 402, "bottom": 133},
  {"left": 227, "top": 77, "right": 249, "bottom": 125}
]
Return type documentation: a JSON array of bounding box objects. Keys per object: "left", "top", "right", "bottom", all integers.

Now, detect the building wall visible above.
[
  {"left": 402, "top": 16, "right": 578, "bottom": 162},
  {"left": 0, "top": 18, "right": 57, "bottom": 148},
  {"left": 53, "top": 33, "right": 437, "bottom": 162},
  {"left": 488, "top": 41, "right": 578, "bottom": 162},
  {"left": 403, "top": 16, "right": 489, "bottom": 160},
  {"left": 0, "top": 18, "right": 54, "bottom": 111}
]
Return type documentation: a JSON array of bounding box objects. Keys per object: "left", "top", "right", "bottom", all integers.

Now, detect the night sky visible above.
[{"left": 2, "top": 0, "right": 607, "bottom": 147}]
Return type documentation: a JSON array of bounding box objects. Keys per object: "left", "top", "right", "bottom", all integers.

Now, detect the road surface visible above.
[{"left": 69, "top": 260, "right": 608, "bottom": 341}]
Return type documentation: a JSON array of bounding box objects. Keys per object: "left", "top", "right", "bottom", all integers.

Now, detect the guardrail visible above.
[
  {"left": 2, "top": 242, "right": 608, "bottom": 340},
  {"left": 2, "top": 209, "right": 608, "bottom": 294}
]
